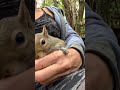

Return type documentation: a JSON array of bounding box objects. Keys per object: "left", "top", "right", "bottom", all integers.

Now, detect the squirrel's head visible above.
[
  {"left": 0, "top": 0, "right": 34, "bottom": 73},
  {"left": 35, "top": 25, "right": 66, "bottom": 59},
  {"left": 35, "top": 25, "right": 50, "bottom": 58},
  {"left": 35, "top": 25, "right": 49, "bottom": 49},
  {"left": 40, "top": 25, "right": 49, "bottom": 45}
]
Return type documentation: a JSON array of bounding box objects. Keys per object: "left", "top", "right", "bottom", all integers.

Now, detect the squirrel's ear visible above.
[
  {"left": 42, "top": 25, "right": 48, "bottom": 38},
  {"left": 18, "top": 0, "right": 33, "bottom": 28}
]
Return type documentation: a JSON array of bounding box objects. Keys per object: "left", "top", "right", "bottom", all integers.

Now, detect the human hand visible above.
[
  {"left": 35, "top": 48, "right": 82, "bottom": 85},
  {"left": 0, "top": 68, "right": 34, "bottom": 90}
]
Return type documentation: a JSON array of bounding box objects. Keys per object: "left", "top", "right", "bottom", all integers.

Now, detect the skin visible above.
[
  {"left": 0, "top": 7, "right": 82, "bottom": 90},
  {"left": 0, "top": 7, "right": 113, "bottom": 90},
  {"left": 36, "top": 6, "right": 114, "bottom": 89},
  {"left": 35, "top": 8, "right": 82, "bottom": 85}
]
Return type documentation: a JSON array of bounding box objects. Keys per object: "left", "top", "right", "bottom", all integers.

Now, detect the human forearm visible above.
[
  {"left": 85, "top": 3, "right": 120, "bottom": 89},
  {"left": 86, "top": 53, "right": 113, "bottom": 90},
  {"left": 65, "top": 24, "right": 85, "bottom": 67},
  {"left": 0, "top": 68, "right": 34, "bottom": 90}
]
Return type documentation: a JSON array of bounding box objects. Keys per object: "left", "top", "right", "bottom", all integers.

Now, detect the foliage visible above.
[
  {"left": 38, "top": 0, "right": 85, "bottom": 37},
  {"left": 40, "top": 0, "right": 64, "bottom": 10}
]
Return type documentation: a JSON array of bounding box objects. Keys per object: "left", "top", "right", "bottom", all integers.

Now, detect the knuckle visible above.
[
  {"left": 35, "top": 75, "right": 45, "bottom": 84},
  {"left": 38, "top": 78, "right": 46, "bottom": 85},
  {"left": 62, "top": 61, "right": 72, "bottom": 70},
  {"left": 73, "top": 59, "right": 81, "bottom": 68},
  {"left": 52, "top": 50, "right": 62, "bottom": 59},
  {"left": 52, "top": 51, "right": 58, "bottom": 59}
]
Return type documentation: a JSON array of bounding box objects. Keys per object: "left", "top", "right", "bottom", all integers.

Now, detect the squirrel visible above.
[
  {"left": 35, "top": 25, "right": 67, "bottom": 59},
  {"left": 0, "top": 0, "right": 34, "bottom": 79}
]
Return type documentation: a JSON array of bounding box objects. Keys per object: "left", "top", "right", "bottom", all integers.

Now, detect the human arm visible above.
[
  {"left": 65, "top": 21, "right": 85, "bottom": 67},
  {"left": 45, "top": 6, "right": 85, "bottom": 65},
  {"left": 35, "top": 6, "right": 85, "bottom": 85},
  {"left": 85, "top": 3, "right": 120, "bottom": 90},
  {"left": 35, "top": 48, "right": 82, "bottom": 85},
  {"left": 0, "top": 68, "right": 34, "bottom": 90}
]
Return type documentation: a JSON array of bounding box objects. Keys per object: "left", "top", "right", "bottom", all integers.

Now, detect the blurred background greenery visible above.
[{"left": 37, "top": 0, "right": 85, "bottom": 39}]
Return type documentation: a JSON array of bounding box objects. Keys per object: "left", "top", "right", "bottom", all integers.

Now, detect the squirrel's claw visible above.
[{"left": 59, "top": 47, "right": 69, "bottom": 55}]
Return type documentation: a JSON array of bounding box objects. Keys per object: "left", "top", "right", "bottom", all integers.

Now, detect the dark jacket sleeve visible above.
[{"left": 85, "top": 3, "right": 120, "bottom": 90}]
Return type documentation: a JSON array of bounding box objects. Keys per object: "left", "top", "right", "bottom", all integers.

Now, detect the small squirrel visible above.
[
  {"left": 35, "top": 25, "right": 67, "bottom": 59},
  {"left": 0, "top": 0, "right": 34, "bottom": 79}
]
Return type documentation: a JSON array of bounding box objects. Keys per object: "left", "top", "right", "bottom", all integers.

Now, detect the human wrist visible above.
[
  {"left": 67, "top": 44, "right": 85, "bottom": 68},
  {"left": 67, "top": 48, "right": 83, "bottom": 69}
]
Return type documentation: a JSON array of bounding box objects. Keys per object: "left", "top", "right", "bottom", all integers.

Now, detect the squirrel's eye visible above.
[
  {"left": 41, "top": 39, "right": 45, "bottom": 45},
  {"left": 15, "top": 32, "right": 25, "bottom": 44}
]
